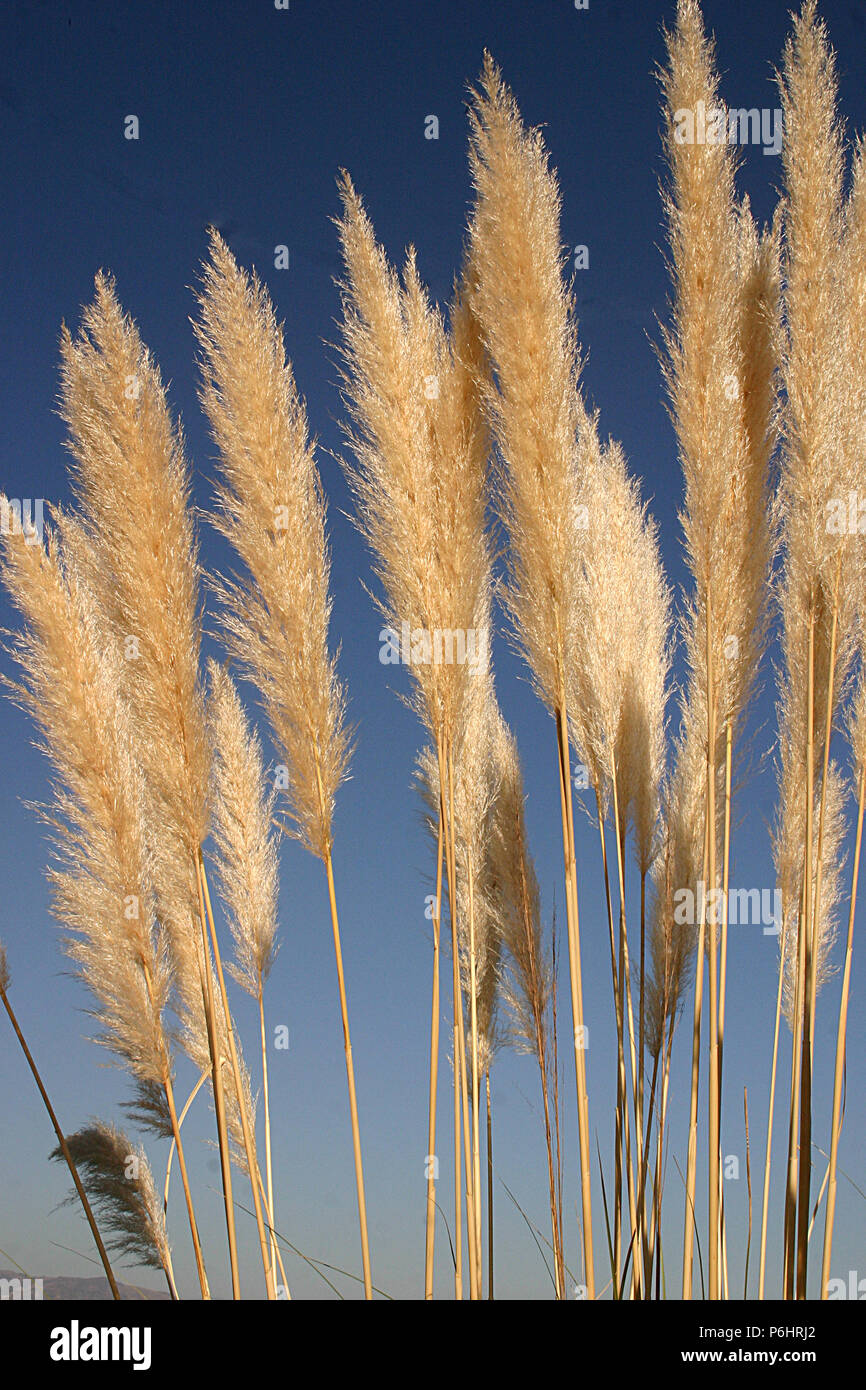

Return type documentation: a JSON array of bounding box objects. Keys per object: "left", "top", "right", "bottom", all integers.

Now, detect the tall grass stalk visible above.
[
  {"left": 773, "top": 1, "right": 856, "bottom": 1297},
  {"left": 607, "top": 770, "right": 645, "bottom": 1293},
  {"left": 821, "top": 125, "right": 866, "bottom": 1300},
  {"left": 494, "top": 718, "right": 564, "bottom": 1296},
  {"left": 335, "top": 178, "right": 493, "bottom": 1294},
  {"left": 596, "top": 800, "right": 629, "bottom": 1286},
  {"left": 758, "top": 920, "right": 786, "bottom": 1299},
  {"left": 682, "top": 819, "right": 709, "bottom": 1299},
  {"left": 467, "top": 55, "right": 617, "bottom": 1291},
  {"left": 424, "top": 813, "right": 444, "bottom": 1298},
  {"left": 555, "top": 704, "right": 595, "bottom": 1295},
  {"left": 448, "top": 743, "right": 481, "bottom": 1299},
  {"left": 195, "top": 234, "right": 371, "bottom": 1297},
  {"left": 194, "top": 854, "right": 241, "bottom": 1298},
  {"left": 706, "top": 594, "right": 720, "bottom": 1299},
  {"left": 199, "top": 853, "right": 277, "bottom": 1299},
  {"left": 258, "top": 978, "right": 277, "bottom": 1288},
  {"left": 486, "top": 1071, "right": 494, "bottom": 1298},
  {"left": 661, "top": 0, "right": 778, "bottom": 1298}
]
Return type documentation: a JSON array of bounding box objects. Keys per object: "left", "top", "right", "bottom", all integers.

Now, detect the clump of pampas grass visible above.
[{"left": 54, "top": 280, "right": 267, "bottom": 1298}]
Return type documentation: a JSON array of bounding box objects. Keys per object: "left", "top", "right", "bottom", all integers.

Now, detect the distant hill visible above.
[{"left": 0, "top": 1269, "right": 170, "bottom": 1301}]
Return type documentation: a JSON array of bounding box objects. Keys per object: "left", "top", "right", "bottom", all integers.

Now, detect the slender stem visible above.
[
  {"left": 539, "top": 1042, "right": 564, "bottom": 1300},
  {"left": 717, "top": 719, "right": 733, "bottom": 1149},
  {"left": 649, "top": 1015, "right": 674, "bottom": 1292},
  {"left": 744, "top": 1087, "right": 752, "bottom": 1300},
  {"left": 0, "top": 986, "right": 121, "bottom": 1300},
  {"left": 598, "top": 789, "right": 640, "bottom": 1295},
  {"left": 200, "top": 850, "right": 273, "bottom": 1295},
  {"left": 808, "top": 1162, "right": 830, "bottom": 1245},
  {"left": 257, "top": 1167, "right": 292, "bottom": 1297},
  {"left": 518, "top": 795, "right": 564, "bottom": 1299},
  {"left": 552, "top": 930, "right": 565, "bottom": 1292},
  {"left": 639, "top": 868, "right": 647, "bottom": 1165},
  {"left": 758, "top": 925, "right": 785, "bottom": 1300},
  {"left": 163, "top": 1067, "right": 210, "bottom": 1300},
  {"left": 468, "top": 858, "right": 483, "bottom": 1295},
  {"left": 200, "top": 851, "right": 275, "bottom": 1299},
  {"left": 437, "top": 735, "right": 462, "bottom": 1300},
  {"left": 258, "top": 975, "right": 277, "bottom": 1288},
  {"left": 683, "top": 816, "right": 709, "bottom": 1299},
  {"left": 640, "top": 1048, "right": 660, "bottom": 1288},
  {"left": 424, "top": 807, "right": 444, "bottom": 1299},
  {"left": 311, "top": 743, "right": 373, "bottom": 1301},
  {"left": 439, "top": 733, "right": 467, "bottom": 1295},
  {"left": 555, "top": 698, "right": 595, "bottom": 1298},
  {"left": 707, "top": 591, "right": 720, "bottom": 1301},
  {"left": 609, "top": 763, "right": 645, "bottom": 1294},
  {"left": 163, "top": 1070, "right": 208, "bottom": 1214},
  {"left": 821, "top": 764, "right": 865, "bottom": 1296},
  {"left": 795, "top": 603, "right": 816, "bottom": 1297},
  {"left": 140, "top": 955, "right": 210, "bottom": 1303},
  {"left": 596, "top": 796, "right": 623, "bottom": 1281},
  {"left": 783, "top": 877, "right": 807, "bottom": 1298},
  {"left": 322, "top": 845, "right": 373, "bottom": 1300},
  {"left": 448, "top": 742, "right": 479, "bottom": 1300},
  {"left": 486, "top": 1070, "right": 494, "bottom": 1301},
  {"left": 195, "top": 855, "right": 241, "bottom": 1299},
  {"left": 452, "top": 1010, "right": 463, "bottom": 1300},
  {"left": 715, "top": 718, "right": 733, "bottom": 1301}
]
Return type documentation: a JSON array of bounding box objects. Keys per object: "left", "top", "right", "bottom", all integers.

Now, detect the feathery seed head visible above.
[
  {"left": 336, "top": 179, "right": 493, "bottom": 750},
  {"left": 195, "top": 231, "right": 350, "bottom": 860},
  {"left": 467, "top": 55, "right": 597, "bottom": 716},
  {"left": 51, "top": 1121, "right": 171, "bottom": 1274},
  {"left": 0, "top": 509, "right": 173, "bottom": 1108}
]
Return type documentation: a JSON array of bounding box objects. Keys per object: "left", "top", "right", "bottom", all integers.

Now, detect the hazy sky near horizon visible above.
[{"left": 1, "top": 0, "right": 866, "bottom": 1300}]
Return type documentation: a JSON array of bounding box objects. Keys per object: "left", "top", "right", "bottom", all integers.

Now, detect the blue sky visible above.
[{"left": 1, "top": 0, "right": 865, "bottom": 1299}]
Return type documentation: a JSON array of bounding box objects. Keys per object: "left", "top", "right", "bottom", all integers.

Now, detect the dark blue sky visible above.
[{"left": 1, "top": 0, "right": 865, "bottom": 1299}]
